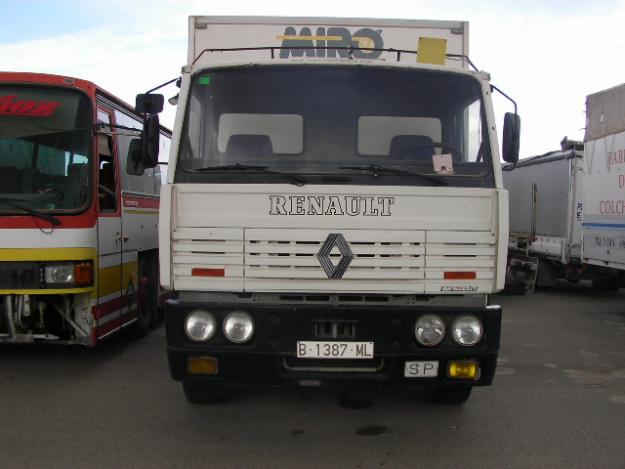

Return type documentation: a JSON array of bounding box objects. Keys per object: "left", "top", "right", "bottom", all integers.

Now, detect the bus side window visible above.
[{"left": 98, "top": 133, "right": 117, "bottom": 211}]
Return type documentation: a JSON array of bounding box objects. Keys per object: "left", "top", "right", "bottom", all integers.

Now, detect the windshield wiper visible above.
[
  {"left": 0, "top": 197, "right": 61, "bottom": 226},
  {"left": 339, "top": 164, "right": 448, "bottom": 185},
  {"left": 183, "top": 164, "right": 307, "bottom": 186}
]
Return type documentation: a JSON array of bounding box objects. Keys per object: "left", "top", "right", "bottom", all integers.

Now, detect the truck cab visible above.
[{"left": 156, "top": 16, "right": 519, "bottom": 404}]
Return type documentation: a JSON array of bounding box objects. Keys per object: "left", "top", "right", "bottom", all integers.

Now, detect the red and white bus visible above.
[{"left": 0, "top": 72, "right": 170, "bottom": 345}]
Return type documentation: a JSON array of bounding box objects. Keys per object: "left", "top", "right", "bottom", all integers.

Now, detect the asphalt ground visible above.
[{"left": 1, "top": 283, "right": 624, "bottom": 468}]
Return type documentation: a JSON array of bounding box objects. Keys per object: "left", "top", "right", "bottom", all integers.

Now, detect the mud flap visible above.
[{"left": 504, "top": 254, "right": 538, "bottom": 294}]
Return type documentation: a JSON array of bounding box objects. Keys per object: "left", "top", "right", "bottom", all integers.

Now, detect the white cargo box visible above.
[
  {"left": 188, "top": 16, "right": 469, "bottom": 68},
  {"left": 583, "top": 83, "right": 625, "bottom": 270},
  {"left": 503, "top": 149, "right": 584, "bottom": 264}
]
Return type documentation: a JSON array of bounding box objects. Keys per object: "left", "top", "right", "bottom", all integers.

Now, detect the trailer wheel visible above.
[
  {"left": 133, "top": 253, "right": 158, "bottom": 337},
  {"left": 591, "top": 277, "right": 620, "bottom": 292},
  {"left": 426, "top": 386, "right": 472, "bottom": 405},
  {"left": 183, "top": 379, "right": 227, "bottom": 404}
]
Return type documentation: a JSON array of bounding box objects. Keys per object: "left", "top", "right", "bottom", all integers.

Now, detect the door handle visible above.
[{"left": 115, "top": 232, "right": 122, "bottom": 245}]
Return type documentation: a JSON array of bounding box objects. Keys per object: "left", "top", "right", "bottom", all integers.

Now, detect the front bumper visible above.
[{"left": 166, "top": 298, "right": 501, "bottom": 388}]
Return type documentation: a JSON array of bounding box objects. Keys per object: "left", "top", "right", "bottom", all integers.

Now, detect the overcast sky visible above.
[{"left": 1, "top": 0, "right": 624, "bottom": 160}]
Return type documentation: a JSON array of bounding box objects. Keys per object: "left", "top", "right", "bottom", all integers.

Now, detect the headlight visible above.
[
  {"left": 43, "top": 261, "right": 93, "bottom": 287},
  {"left": 415, "top": 314, "right": 445, "bottom": 346},
  {"left": 44, "top": 263, "right": 74, "bottom": 284},
  {"left": 223, "top": 311, "right": 254, "bottom": 343},
  {"left": 185, "top": 311, "right": 216, "bottom": 342},
  {"left": 452, "top": 316, "right": 483, "bottom": 346}
]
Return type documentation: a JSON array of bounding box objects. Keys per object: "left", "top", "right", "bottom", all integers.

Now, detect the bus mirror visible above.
[
  {"left": 135, "top": 93, "right": 164, "bottom": 114},
  {"left": 502, "top": 112, "right": 521, "bottom": 163},
  {"left": 141, "top": 114, "right": 160, "bottom": 169},
  {"left": 126, "top": 138, "right": 145, "bottom": 176}
]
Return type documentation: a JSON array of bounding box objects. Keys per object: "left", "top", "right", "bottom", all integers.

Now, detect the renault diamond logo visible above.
[{"left": 317, "top": 233, "right": 353, "bottom": 279}]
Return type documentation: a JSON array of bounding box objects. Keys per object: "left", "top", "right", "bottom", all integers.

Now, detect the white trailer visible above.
[
  {"left": 583, "top": 83, "right": 625, "bottom": 285},
  {"left": 503, "top": 140, "right": 586, "bottom": 289},
  {"left": 136, "top": 16, "right": 520, "bottom": 404}
]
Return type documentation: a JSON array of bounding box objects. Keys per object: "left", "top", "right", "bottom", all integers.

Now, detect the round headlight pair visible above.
[
  {"left": 184, "top": 310, "right": 254, "bottom": 343},
  {"left": 414, "top": 315, "right": 482, "bottom": 347}
]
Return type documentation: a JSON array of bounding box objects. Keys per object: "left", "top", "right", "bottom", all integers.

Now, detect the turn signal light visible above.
[
  {"left": 74, "top": 262, "right": 94, "bottom": 286},
  {"left": 187, "top": 356, "right": 219, "bottom": 375},
  {"left": 448, "top": 360, "right": 479, "bottom": 379}
]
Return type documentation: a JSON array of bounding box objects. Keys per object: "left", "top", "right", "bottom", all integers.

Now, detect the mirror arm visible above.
[
  {"left": 145, "top": 77, "right": 181, "bottom": 95},
  {"left": 94, "top": 123, "right": 141, "bottom": 134},
  {"left": 491, "top": 84, "right": 518, "bottom": 116}
]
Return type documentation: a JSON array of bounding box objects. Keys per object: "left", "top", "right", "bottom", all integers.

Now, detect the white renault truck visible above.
[{"left": 136, "top": 16, "right": 520, "bottom": 404}]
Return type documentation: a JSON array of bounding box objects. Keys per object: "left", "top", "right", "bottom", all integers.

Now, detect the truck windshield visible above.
[
  {"left": 176, "top": 65, "right": 493, "bottom": 187},
  {"left": 0, "top": 86, "right": 92, "bottom": 213}
]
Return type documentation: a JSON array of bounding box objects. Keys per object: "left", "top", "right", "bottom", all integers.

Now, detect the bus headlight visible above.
[
  {"left": 452, "top": 316, "right": 483, "bottom": 346},
  {"left": 43, "top": 261, "right": 93, "bottom": 287},
  {"left": 223, "top": 311, "right": 254, "bottom": 343},
  {"left": 415, "top": 314, "right": 445, "bottom": 346},
  {"left": 185, "top": 311, "right": 216, "bottom": 342}
]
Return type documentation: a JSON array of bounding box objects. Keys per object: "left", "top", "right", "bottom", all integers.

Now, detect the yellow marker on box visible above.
[{"left": 417, "top": 37, "right": 447, "bottom": 65}]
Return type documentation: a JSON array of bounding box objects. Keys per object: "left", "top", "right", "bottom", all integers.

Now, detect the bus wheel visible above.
[
  {"left": 426, "top": 386, "right": 472, "bottom": 405},
  {"left": 183, "top": 379, "right": 227, "bottom": 404},
  {"left": 133, "top": 253, "right": 158, "bottom": 337}
]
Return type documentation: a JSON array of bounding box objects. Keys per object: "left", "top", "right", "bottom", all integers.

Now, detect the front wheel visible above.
[
  {"left": 132, "top": 253, "right": 158, "bottom": 338},
  {"left": 183, "top": 379, "right": 227, "bottom": 404},
  {"left": 426, "top": 386, "right": 473, "bottom": 405}
]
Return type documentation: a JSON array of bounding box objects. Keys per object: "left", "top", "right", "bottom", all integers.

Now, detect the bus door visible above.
[{"left": 95, "top": 108, "right": 123, "bottom": 338}]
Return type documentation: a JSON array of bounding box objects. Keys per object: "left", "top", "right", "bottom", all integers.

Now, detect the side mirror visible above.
[
  {"left": 126, "top": 138, "right": 144, "bottom": 176},
  {"left": 502, "top": 112, "right": 521, "bottom": 163},
  {"left": 135, "top": 93, "right": 164, "bottom": 114},
  {"left": 141, "top": 114, "right": 160, "bottom": 169}
]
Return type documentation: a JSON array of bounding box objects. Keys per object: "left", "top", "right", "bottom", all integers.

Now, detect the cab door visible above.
[{"left": 95, "top": 107, "right": 123, "bottom": 339}]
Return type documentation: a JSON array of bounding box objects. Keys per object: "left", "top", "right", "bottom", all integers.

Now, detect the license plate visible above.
[
  {"left": 404, "top": 361, "right": 439, "bottom": 377},
  {"left": 297, "top": 341, "right": 374, "bottom": 359}
]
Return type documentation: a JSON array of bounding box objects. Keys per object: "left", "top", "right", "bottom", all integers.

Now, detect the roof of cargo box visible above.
[
  {"left": 188, "top": 16, "right": 470, "bottom": 70},
  {"left": 585, "top": 82, "right": 625, "bottom": 142},
  {"left": 502, "top": 148, "right": 583, "bottom": 170}
]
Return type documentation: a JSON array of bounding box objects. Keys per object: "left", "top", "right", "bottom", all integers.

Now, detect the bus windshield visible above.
[
  {"left": 0, "top": 86, "right": 92, "bottom": 213},
  {"left": 176, "top": 65, "right": 494, "bottom": 188}
]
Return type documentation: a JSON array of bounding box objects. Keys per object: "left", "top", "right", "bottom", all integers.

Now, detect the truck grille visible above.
[
  {"left": 170, "top": 228, "right": 496, "bottom": 293},
  {"left": 245, "top": 229, "right": 424, "bottom": 287}
]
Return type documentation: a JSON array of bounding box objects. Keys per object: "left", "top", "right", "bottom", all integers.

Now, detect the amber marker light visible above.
[
  {"left": 74, "top": 261, "right": 94, "bottom": 286},
  {"left": 187, "top": 356, "right": 219, "bottom": 375},
  {"left": 448, "top": 360, "right": 479, "bottom": 380},
  {"left": 444, "top": 271, "right": 477, "bottom": 280}
]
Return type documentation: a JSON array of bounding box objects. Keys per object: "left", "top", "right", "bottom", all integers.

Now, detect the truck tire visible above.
[
  {"left": 133, "top": 253, "right": 158, "bottom": 338},
  {"left": 426, "top": 386, "right": 472, "bottom": 405},
  {"left": 591, "top": 277, "right": 620, "bottom": 292},
  {"left": 183, "top": 379, "right": 227, "bottom": 404}
]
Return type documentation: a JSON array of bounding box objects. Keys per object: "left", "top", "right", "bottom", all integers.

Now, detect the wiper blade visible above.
[
  {"left": 184, "top": 164, "right": 307, "bottom": 186},
  {"left": 339, "top": 164, "right": 447, "bottom": 185},
  {"left": 0, "top": 197, "right": 61, "bottom": 226}
]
